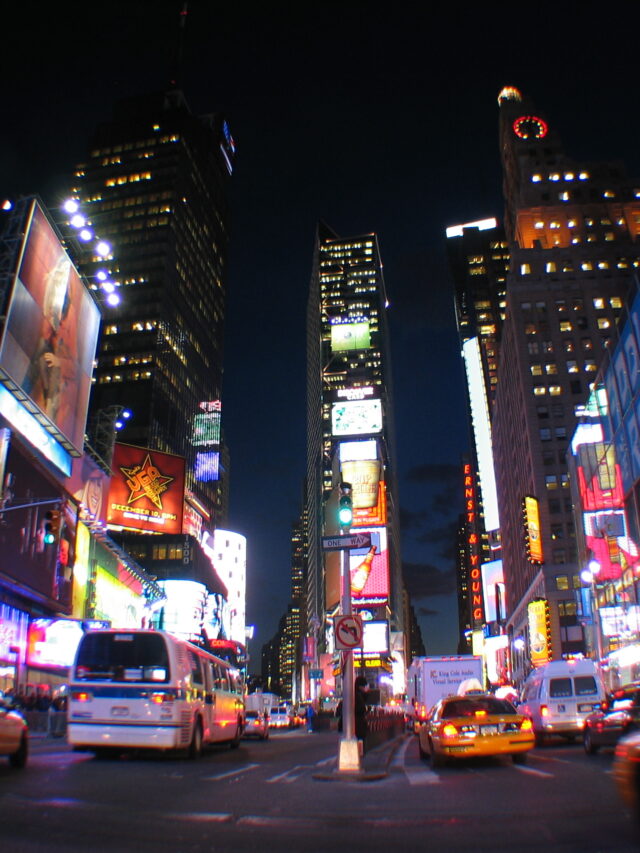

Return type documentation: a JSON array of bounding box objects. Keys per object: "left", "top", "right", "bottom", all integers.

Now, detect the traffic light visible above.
[
  {"left": 43, "top": 509, "right": 61, "bottom": 546},
  {"left": 338, "top": 481, "right": 353, "bottom": 528}
]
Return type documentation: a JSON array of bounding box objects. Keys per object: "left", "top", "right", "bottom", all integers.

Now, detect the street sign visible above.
[
  {"left": 334, "top": 614, "right": 363, "bottom": 650},
  {"left": 322, "top": 532, "right": 372, "bottom": 551},
  {"left": 309, "top": 669, "right": 323, "bottom": 679}
]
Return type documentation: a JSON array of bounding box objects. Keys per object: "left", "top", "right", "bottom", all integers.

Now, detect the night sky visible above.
[{"left": 2, "top": 2, "right": 640, "bottom": 667}]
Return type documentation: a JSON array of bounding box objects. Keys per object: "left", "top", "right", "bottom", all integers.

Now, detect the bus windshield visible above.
[{"left": 75, "top": 632, "right": 170, "bottom": 683}]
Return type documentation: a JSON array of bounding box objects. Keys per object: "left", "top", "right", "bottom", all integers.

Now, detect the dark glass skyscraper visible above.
[
  {"left": 305, "top": 223, "right": 404, "bottom": 697},
  {"left": 71, "top": 89, "right": 235, "bottom": 524}
]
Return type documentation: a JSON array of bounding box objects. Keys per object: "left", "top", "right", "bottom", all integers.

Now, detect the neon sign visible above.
[{"left": 464, "top": 462, "right": 485, "bottom": 626}]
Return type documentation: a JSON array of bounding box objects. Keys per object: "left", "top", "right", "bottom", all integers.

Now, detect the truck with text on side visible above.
[{"left": 406, "top": 655, "right": 484, "bottom": 733}]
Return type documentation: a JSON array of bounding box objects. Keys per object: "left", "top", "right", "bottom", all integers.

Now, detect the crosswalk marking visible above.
[{"left": 511, "top": 764, "right": 554, "bottom": 778}]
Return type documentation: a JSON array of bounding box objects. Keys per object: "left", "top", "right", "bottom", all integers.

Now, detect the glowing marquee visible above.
[{"left": 464, "top": 462, "right": 485, "bottom": 626}]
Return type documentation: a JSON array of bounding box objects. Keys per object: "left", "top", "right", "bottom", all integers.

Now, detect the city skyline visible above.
[{"left": 2, "top": 3, "right": 639, "bottom": 660}]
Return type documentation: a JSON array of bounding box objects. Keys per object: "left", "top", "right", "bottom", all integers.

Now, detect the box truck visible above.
[{"left": 406, "top": 655, "right": 484, "bottom": 731}]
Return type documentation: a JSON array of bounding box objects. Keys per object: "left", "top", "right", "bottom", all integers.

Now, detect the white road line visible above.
[
  {"left": 315, "top": 756, "right": 335, "bottom": 767},
  {"left": 391, "top": 734, "right": 440, "bottom": 784},
  {"left": 512, "top": 764, "right": 554, "bottom": 778},
  {"left": 172, "top": 813, "right": 233, "bottom": 822},
  {"left": 203, "top": 763, "right": 259, "bottom": 781},
  {"left": 267, "top": 764, "right": 314, "bottom": 783}
]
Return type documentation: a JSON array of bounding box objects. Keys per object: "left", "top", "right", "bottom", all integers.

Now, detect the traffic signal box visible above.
[
  {"left": 338, "top": 481, "right": 353, "bottom": 528},
  {"left": 43, "top": 509, "right": 61, "bottom": 546}
]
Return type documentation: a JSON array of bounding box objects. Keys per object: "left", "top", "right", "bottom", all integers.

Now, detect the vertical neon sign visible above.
[{"left": 464, "top": 462, "right": 485, "bottom": 627}]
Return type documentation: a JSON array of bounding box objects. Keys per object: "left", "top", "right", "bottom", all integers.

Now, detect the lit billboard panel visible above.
[
  {"left": 0, "top": 200, "right": 100, "bottom": 454},
  {"left": 528, "top": 599, "right": 551, "bottom": 667},
  {"left": 351, "top": 480, "right": 387, "bottom": 527},
  {"left": 340, "top": 459, "right": 381, "bottom": 509},
  {"left": 194, "top": 450, "right": 220, "bottom": 482},
  {"left": 338, "top": 439, "right": 377, "bottom": 462},
  {"left": 349, "top": 527, "right": 389, "bottom": 606},
  {"left": 330, "top": 321, "right": 371, "bottom": 352},
  {"left": 481, "top": 559, "right": 505, "bottom": 623},
  {"left": 192, "top": 411, "right": 221, "bottom": 446},
  {"left": 523, "top": 496, "right": 543, "bottom": 564},
  {"left": 107, "top": 443, "right": 185, "bottom": 534},
  {"left": 331, "top": 399, "right": 382, "bottom": 437}
]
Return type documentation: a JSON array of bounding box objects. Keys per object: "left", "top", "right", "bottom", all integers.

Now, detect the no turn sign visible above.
[{"left": 334, "top": 614, "right": 363, "bottom": 650}]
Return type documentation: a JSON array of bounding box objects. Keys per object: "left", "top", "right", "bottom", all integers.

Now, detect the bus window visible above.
[
  {"left": 75, "top": 632, "right": 169, "bottom": 683},
  {"left": 189, "top": 651, "right": 204, "bottom": 687}
]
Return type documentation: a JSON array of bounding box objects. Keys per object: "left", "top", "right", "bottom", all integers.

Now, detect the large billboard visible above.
[
  {"left": 349, "top": 527, "right": 389, "bottom": 606},
  {"left": 331, "top": 399, "right": 382, "bottom": 437},
  {"left": 107, "top": 443, "right": 185, "bottom": 534},
  {"left": 0, "top": 200, "right": 100, "bottom": 454},
  {"left": 330, "top": 321, "right": 371, "bottom": 352}
]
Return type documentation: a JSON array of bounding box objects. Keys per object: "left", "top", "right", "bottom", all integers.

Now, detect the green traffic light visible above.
[
  {"left": 338, "top": 504, "right": 353, "bottom": 525},
  {"left": 44, "top": 530, "right": 55, "bottom": 545}
]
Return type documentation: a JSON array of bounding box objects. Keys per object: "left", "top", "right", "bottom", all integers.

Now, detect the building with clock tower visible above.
[{"left": 490, "top": 86, "right": 640, "bottom": 683}]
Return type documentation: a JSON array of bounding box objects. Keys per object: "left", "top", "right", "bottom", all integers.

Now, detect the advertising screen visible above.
[
  {"left": 331, "top": 399, "right": 382, "bottom": 437},
  {"left": 340, "top": 459, "right": 381, "bottom": 509},
  {"left": 26, "top": 618, "right": 84, "bottom": 669},
  {"left": 0, "top": 200, "right": 100, "bottom": 454},
  {"left": 528, "top": 599, "right": 551, "bottom": 667},
  {"left": 481, "top": 559, "right": 505, "bottom": 623},
  {"left": 192, "top": 411, "right": 221, "bottom": 446},
  {"left": 195, "top": 450, "right": 220, "bottom": 482},
  {"left": 524, "top": 496, "right": 543, "bottom": 564},
  {"left": 353, "top": 620, "right": 389, "bottom": 655},
  {"left": 349, "top": 527, "right": 389, "bottom": 606},
  {"left": 107, "top": 443, "right": 185, "bottom": 534},
  {"left": 351, "top": 480, "right": 387, "bottom": 527},
  {"left": 330, "top": 321, "right": 371, "bottom": 352}
]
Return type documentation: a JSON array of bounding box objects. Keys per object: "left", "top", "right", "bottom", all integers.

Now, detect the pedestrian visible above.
[
  {"left": 354, "top": 676, "right": 369, "bottom": 751},
  {"left": 306, "top": 703, "right": 314, "bottom": 732}
]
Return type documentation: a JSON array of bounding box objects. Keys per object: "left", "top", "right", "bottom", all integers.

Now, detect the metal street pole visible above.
[{"left": 337, "top": 543, "right": 361, "bottom": 772}]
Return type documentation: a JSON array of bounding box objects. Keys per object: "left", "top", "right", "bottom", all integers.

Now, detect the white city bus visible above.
[{"left": 67, "top": 629, "right": 245, "bottom": 757}]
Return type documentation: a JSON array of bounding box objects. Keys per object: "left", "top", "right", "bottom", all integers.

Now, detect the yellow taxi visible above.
[{"left": 418, "top": 692, "right": 534, "bottom": 768}]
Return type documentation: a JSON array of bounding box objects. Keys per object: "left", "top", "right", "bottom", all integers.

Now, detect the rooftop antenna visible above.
[{"left": 169, "top": 2, "right": 189, "bottom": 89}]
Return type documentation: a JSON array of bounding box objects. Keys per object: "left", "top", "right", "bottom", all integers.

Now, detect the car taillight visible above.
[
  {"left": 540, "top": 704, "right": 549, "bottom": 717},
  {"left": 150, "top": 692, "right": 174, "bottom": 705},
  {"left": 441, "top": 723, "right": 458, "bottom": 738},
  {"left": 520, "top": 718, "right": 533, "bottom": 731},
  {"left": 71, "top": 691, "right": 92, "bottom": 702}
]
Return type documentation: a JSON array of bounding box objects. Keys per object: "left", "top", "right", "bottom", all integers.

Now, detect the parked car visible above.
[
  {"left": 417, "top": 692, "right": 534, "bottom": 768},
  {"left": 0, "top": 698, "right": 28, "bottom": 768},
  {"left": 268, "top": 705, "right": 291, "bottom": 729},
  {"left": 243, "top": 710, "right": 269, "bottom": 740},
  {"left": 584, "top": 683, "right": 640, "bottom": 754},
  {"left": 613, "top": 730, "right": 640, "bottom": 822}
]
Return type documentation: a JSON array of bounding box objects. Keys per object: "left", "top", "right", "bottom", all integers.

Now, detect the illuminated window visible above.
[
  {"left": 560, "top": 321, "right": 573, "bottom": 332},
  {"left": 546, "top": 262, "right": 557, "bottom": 273},
  {"left": 597, "top": 261, "right": 610, "bottom": 270},
  {"left": 521, "top": 263, "right": 531, "bottom": 274},
  {"left": 550, "top": 221, "right": 561, "bottom": 229},
  {"left": 546, "top": 475, "right": 558, "bottom": 489},
  {"left": 534, "top": 386, "right": 547, "bottom": 395},
  {"left": 610, "top": 296, "right": 623, "bottom": 309},
  {"left": 561, "top": 473, "right": 570, "bottom": 488},
  {"left": 545, "top": 364, "right": 558, "bottom": 374},
  {"left": 566, "top": 361, "right": 578, "bottom": 373},
  {"left": 525, "top": 323, "right": 537, "bottom": 335},
  {"left": 532, "top": 174, "right": 542, "bottom": 182},
  {"left": 556, "top": 575, "right": 569, "bottom": 590},
  {"left": 564, "top": 173, "right": 575, "bottom": 181},
  {"left": 556, "top": 300, "right": 567, "bottom": 312},
  {"left": 581, "top": 338, "right": 593, "bottom": 350},
  {"left": 593, "top": 297, "right": 605, "bottom": 309},
  {"left": 550, "top": 173, "right": 560, "bottom": 182},
  {"left": 559, "top": 192, "right": 570, "bottom": 201},
  {"left": 597, "top": 318, "right": 611, "bottom": 330},
  {"left": 543, "top": 341, "right": 554, "bottom": 353},
  {"left": 562, "top": 261, "right": 574, "bottom": 272},
  {"left": 605, "top": 232, "right": 615, "bottom": 241},
  {"left": 531, "top": 364, "right": 543, "bottom": 376},
  {"left": 551, "top": 525, "right": 564, "bottom": 540},
  {"left": 568, "top": 219, "right": 577, "bottom": 228},
  {"left": 584, "top": 360, "right": 597, "bottom": 372},
  {"left": 603, "top": 190, "right": 616, "bottom": 198},
  {"left": 563, "top": 340, "right": 574, "bottom": 352},
  {"left": 579, "top": 172, "right": 589, "bottom": 180},
  {"left": 549, "top": 385, "right": 562, "bottom": 396},
  {"left": 581, "top": 262, "right": 593, "bottom": 271},
  {"left": 534, "top": 221, "right": 545, "bottom": 229}
]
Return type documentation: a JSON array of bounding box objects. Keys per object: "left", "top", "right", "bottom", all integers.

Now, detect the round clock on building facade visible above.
[{"left": 513, "top": 115, "right": 548, "bottom": 140}]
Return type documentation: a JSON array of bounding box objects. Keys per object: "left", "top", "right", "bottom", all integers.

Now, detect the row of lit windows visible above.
[
  {"left": 531, "top": 171, "right": 590, "bottom": 182},
  {"left": 98, "top": 370, "right": 152, "bottom": 384},
  {"left": 545, "top": 474, "right": 570, "bottom": 488},
  {"left": 103, "top": 320, "right": 158, "bottom": 335},
  {"left": 111, "top": 354, "right": 153, "bottom": 367},
  {"left": 530, "top": 360, "right": 597, "bottom": 375},
  {"left": 91, "top": 135, "right": 179, "bottom": 158},
  {"left": 105, "top": 172, "right": 152, "bottom": 187},
  {"left": 521, "top": 258, "right": 638, "bottom": 274},
  {"left": 528, "top": 338, "right": 603, "bottom": 356},
  {"left": 534, "top": 216, "right": 625, "bottom": 229},
  {"left": 522, "top": 297, "right": 622, "bottom": 312}
]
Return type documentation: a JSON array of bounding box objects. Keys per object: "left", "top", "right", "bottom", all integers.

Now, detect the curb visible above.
[{"left": 312, "top": 733, "right": 406, "bottom": 782}]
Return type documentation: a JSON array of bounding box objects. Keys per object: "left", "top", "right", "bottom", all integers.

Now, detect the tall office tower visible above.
[
  {"left": 70, "top": 89, "right": 235, "bottom": 525},
  {"left": 305, "top": 223, "right": 403, "bottom": 694},
  {"left": 448, "top": 219, "right": 509, "bottom": 653},
  {"left": 491, "top": 86, "right": 640, "bottom": 682}
]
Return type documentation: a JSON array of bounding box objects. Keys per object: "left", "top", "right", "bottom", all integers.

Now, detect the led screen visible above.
[
  {"left": 108, "top": 443, "right": 185, "bottom": 534},
  {"left": 26, "top": 618, "right": 85, "bottom": 669},
  {"left": 348, "top": 527, "right": 389, "bottom": 606},
  {"left": 0, "top": 200, "right": 100, "bottom": 454},
  {"left": 353, "top": 620, "right": 389, "bottom": 654},
  {"left": 330, "top": 321, "right": 371, "bottom": 352},
  {"left": 528, "top": 599, "right": 551, "bottom": 667},
  {"left": 195, "top": 450, "right": 220, "bottom": 482},
  {"left": 192, "top": 411, "right": 221, "bottom": 446},
  {"left": 340, "top": 459, "right": 381, "bottom": 509},
  {"left": 524, "top": 496, "right": 543, "bottom": 563},
  {"left": 331, "top": 399, "right": 382, "bottom": 436}
]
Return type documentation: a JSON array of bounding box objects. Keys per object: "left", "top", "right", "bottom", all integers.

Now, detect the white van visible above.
[
  {"left": 67, "top": 629, "right": 245, "bottom": 757},
  {"left": 518, "top": 658, "right": 605, "bottom": 744}
]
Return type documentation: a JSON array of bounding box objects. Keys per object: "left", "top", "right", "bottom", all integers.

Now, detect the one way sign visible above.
[{"left": 321, "top": 532, "right": 372, "bottom": 551}]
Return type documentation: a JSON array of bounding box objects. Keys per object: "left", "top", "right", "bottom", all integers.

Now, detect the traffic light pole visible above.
[{"left": 337, "top": 481, "right": 362, "bottom": 773}]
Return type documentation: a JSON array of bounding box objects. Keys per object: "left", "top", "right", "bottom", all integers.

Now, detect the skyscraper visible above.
[
  {"left": 305, "top": 223, "right": 404, "bottom": 697},
  {"left": 492, "top": 86, "right": 640, "bottom": 682},
  {"left": 71, "top": 89, "right": 235, "bottom": 526}
]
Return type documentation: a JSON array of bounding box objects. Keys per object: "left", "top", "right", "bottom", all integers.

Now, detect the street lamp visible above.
[{"left": 581, "top": 560, "right": 603, "bottom": 662}]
